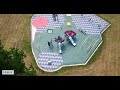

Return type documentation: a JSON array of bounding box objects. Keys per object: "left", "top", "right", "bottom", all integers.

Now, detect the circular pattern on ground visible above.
[{"left": 32, "top": 17, "right": 48, "bottom": 28}]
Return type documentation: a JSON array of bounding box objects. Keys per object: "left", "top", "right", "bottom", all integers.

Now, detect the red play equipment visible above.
[
  {"left": 64, "top": 30, "right": 76, "bottom": 38},
  {"left": 64, "top": 30, "right": 76, "bottom": 46}
]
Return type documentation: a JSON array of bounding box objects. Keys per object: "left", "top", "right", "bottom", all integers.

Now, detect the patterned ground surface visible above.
[{"left": 31, "top": 14, "right": 108, "bottom": 72}]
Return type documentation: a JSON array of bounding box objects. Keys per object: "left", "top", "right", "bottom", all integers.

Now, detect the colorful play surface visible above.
[{"left": 31, "top": 14, "right": 110, "bottom": 72}]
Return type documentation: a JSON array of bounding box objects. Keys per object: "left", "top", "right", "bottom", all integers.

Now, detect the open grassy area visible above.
[{"left": 0, "top": 14, "right": 120, "bottom": 76}]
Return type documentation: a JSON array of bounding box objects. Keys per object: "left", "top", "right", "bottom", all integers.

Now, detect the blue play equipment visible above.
[{"left": 68, "top": 36, "right": 76, "bottom": 46}]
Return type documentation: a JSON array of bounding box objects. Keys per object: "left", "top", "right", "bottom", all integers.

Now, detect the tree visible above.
[
  {"left": 8, "top": 48, "right": 26, "bottom": 75},
  {"left": 0, "top": 40, "right": 36, "bottom": 76},
  {"left": 20, "top": 64, "right": 37, "bottom": 76}
]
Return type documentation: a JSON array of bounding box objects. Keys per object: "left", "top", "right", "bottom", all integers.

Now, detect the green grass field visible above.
[{"left": 0, "top": 14, "right": 120, "bottom": 76}]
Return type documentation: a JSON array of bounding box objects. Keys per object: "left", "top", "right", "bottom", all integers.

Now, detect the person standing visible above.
[
  {"left": 48, "top": 41, "right": 50, "bottom": 46},
  {"left": 48, "top": 39, "right": 53, "bottom": 51},
  {"left": 52, "top": 14, "right": 58, "bottom": 22}
]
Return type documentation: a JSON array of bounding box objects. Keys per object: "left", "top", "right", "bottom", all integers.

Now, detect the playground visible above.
[
  {"left": 1, "top": 14, "right": 120, "bottom": 75},
  {"left": 31, "top": 14, "right": 110, "bottom": 72}
]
